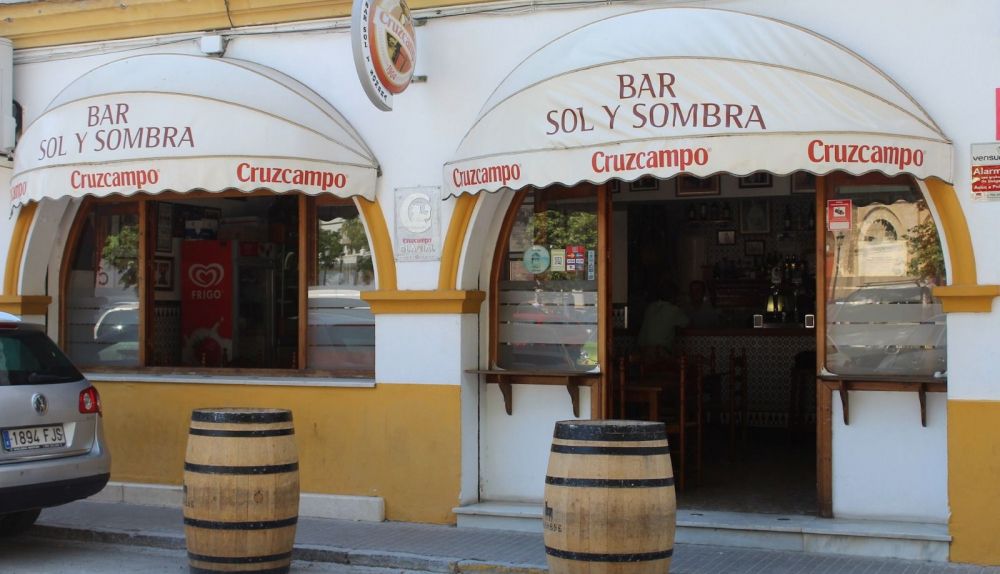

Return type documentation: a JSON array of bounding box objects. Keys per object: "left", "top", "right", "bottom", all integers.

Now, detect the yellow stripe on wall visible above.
[
  {"left": 95, "top": 381, "right": 461, "bottom": 524},
  {"left": 948, "top": 399, "right": 1000, "bottom": 565},
  {"left": 1, "top": 0, "right": 490, "bottom": 48}
]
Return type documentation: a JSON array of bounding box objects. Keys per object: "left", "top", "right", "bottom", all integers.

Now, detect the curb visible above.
[{"left": 30, "top": 523, "right": 547, "bottom": 574}]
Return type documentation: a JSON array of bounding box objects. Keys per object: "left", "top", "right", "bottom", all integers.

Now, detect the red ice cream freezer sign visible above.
[
  {"left": 181, "top": 241, "right": 234, "bottom": 366},
  {"left": 826, "top": 199, "right": 852, "bottom": 231}
]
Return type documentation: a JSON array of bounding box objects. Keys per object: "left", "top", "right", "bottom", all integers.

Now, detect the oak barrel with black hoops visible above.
[
  {"left": 183, "top": 408, "right": 299, "bottom": 574},
  {"left": 543, "top": 420, "right": 676, "bottom": 573}
]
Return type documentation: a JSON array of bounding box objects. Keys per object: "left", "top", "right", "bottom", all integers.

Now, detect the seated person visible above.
[
  {"left": 683, "top": 280, "right": 720, "bottom": 328},
  {"left": 637, "top": 280, "right": 690, "bottom": 363}
]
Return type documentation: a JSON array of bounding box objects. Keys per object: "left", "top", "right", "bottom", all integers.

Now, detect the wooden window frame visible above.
[
  {"left": 60, "top": 191, "right": 375, "bottom": 379},
  {"left": 485, "top": 184, "right": 609, "bottom": 419},
  {"left": 814, "top": 171, "right": 948, "bottom": 518}
]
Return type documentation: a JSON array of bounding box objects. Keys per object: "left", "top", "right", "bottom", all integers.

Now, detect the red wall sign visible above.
[
  {"left": 181, "top": 241, "right": 234, "bottom": 366},
  {"left": 826, "top": 199, "right": 852, "bottom": 231}
]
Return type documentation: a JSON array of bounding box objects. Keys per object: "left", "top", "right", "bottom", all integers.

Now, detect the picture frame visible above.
[
  {"left": 740, "top": 199, "right": 771, "bottom": 234},
  {"left": 738, "top": 172, "right": 773, "bottom": 189},
  {"left": 676, "top": 175, "right": 720, "bottom": 197},
  {"left": 717, "top": 229, "right": 736, "bottom": 246},
  {"left": 744, "top": 239, "right": 765, "bottom": 256},
  {"left": 154, "top": 257, "right": 174, "bottom": 291},
  {"left": 609, "top": 180, "right": 621, "bottom": 194},
  {"left": 156, "top": 203, "right": 173, "bottom": 253},
  {"left": 792, "top": 172, "right": 817, "bottom": 193},
  {"left": 629, "top": 175, "right": 659, "bottom": 192}
]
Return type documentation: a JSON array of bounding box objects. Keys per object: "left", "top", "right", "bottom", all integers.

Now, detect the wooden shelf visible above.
[
  {"left": 818, "top": 376, "right": 947, "bottom": 427},
  {"left": 467, "top": 369, "right": 600, "bottom": 417}
]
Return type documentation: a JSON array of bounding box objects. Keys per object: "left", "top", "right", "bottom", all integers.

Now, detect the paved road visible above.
[
  {"left": 0, "top": 536, "right": 424, "bottom": 574},
  {"left": 6, "top": 534, "right": 1000, "bottom": 574}
]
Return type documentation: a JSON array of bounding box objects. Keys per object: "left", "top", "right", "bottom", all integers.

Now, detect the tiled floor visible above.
[{"left": 677, "top": 426, "right": 817, "bottom": 515}]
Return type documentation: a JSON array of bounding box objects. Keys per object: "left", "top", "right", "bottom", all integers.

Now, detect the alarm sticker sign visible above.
[{"left": 826, "top": 199, "right": 852, "bottom": 231}]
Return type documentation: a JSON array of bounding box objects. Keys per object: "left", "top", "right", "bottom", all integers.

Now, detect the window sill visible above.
[
  {"left": 467, "top": 369, "right": 600, "bottom": 417},
  {"left": 84, "top": 371, "right": 376, "bottom": 388},
  {"left": 817, "top": 375, "right": 946, "bottom": 427}
]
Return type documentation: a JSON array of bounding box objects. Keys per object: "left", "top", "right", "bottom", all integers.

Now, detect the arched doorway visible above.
[{"left": 443, "top": 6, "right": 959, "bottom": 523}]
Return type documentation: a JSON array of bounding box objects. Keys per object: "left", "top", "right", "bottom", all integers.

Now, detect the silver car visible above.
[{"left": 0, "top": 314, "right": 110, "bottom": 536}]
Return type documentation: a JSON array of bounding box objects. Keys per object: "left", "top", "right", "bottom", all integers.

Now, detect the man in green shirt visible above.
[{"left": 637, "top": 280, "right": 690, "bottom": 361}]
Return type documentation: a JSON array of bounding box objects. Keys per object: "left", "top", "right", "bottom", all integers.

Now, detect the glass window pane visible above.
[
  {"left": 308, "top": 203, "right": 375, "bottom": 374},
  {"left": 149, "top": 196, "right": 299, "bottom": 368},
  {"left": 497, "top": 187, "right": 599, "bottom": 373},
  {"left": 65, "top": 205, "right": 140, "bottom": 367},
  {"left": 0, "top": 330, "right": 84, "bottom": 386},
  {"left": 824, "top": 183, "right": 947, "bottom": 376}
]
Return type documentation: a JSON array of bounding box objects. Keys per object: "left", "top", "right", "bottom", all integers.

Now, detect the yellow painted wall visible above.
[
  {"left": 94, "top": 381, "right": 461, "bottom": 524},
  {"left": 948, "top": 400, "right": 1000, "bottom": 565}
]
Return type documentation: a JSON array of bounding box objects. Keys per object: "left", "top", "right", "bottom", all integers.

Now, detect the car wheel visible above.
[{"left": 0, "top": 509, "right": 41, "bottom": 537}]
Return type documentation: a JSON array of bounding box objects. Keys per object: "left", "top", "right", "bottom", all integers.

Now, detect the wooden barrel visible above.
[
  {"left": 183, "top": 408, "right": 299, "bottom": 574},
  {"left": 543, "top": 420, "right": 676, "bottom": 574}
]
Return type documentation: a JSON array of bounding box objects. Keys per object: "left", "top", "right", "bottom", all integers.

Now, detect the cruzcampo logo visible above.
[{"left": 351, "top": 0, "right": 416, "bottom": 111}]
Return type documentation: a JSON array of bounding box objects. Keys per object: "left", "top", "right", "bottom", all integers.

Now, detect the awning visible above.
[
  {"left": 9, "top": 54, "right": 379, "bottom": 207},
  {"left": 443, "top": 8, "right": 953, "bottom": 198}
]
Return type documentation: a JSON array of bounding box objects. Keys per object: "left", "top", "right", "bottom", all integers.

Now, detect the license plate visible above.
[{"left": 2, "top": 425, "right": 66, "bottom": 451}]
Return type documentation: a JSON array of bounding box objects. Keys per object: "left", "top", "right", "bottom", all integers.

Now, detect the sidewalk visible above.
[{"left": 31, "top": 500, "right": 1000, "bottom": 574}]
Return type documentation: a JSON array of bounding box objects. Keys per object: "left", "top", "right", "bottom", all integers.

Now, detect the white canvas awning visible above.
[
  {"left": 443, "top": 8, "right": 953, "bottom": 198},
  {"left": 9, "top": 54, "right": 379, "bottom": 207}
]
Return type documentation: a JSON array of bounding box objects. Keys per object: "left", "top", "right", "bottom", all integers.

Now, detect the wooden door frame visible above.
[
  {"left": 597, "top": 183, "right": 611, "bottom": 419},
  {"left": 815, "top": 175, "right": 832, "bottom": 517}
]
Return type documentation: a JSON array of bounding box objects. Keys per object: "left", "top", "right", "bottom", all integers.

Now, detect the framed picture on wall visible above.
[
  {"left": 740, "top": 199, "right": 770, "bottom": 234},
  {"left": 609, "top": 180, "right": 621, "bottom": 194},
  {"left": 630, "top": 175, "right": 659, "bottom": 192},
  {"left": 738, "top": 172, "right": 773, "bottom": 189},
  {"left": 156, "top": 203, "right": 173, "bottom": 253},
  {"left": 717, "top": 230, "right": 736, "bottom": 245},
  {"left": 154, "top": 257, "right": 174, "bottom": 291},
  {"left": 676, "top": 175, "right": 720, "bottom": 197}
]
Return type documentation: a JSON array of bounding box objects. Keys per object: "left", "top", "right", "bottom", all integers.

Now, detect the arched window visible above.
[
  {"left": 825, "top": 181, "right": 946, "bottom": 377},
  {"left": 492, "top": 186, "right": 600, "bottom": 372},
  {"left": 864, "top": 218, "right": 898, "bottom": 242},
  {"left": 62, "top": 192, "right": 374, "bottom": 377}
]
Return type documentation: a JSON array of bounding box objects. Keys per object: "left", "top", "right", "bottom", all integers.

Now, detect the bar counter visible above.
[{"left": 678, "top": 326, "right": 816, "bottom": 428}]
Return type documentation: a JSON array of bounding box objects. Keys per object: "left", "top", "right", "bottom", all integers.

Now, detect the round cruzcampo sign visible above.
[{"left": 351, "top": 0, "right": 416, "bottom": 111}]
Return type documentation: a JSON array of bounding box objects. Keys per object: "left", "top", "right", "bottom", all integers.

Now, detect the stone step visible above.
[{"left": 452, "top": 502, "right": 950, "bottom": 562}]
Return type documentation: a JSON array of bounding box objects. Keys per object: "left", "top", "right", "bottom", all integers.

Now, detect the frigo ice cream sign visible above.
[{"left": 352, "top": 0, "right": 417, "bottom": 111}]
